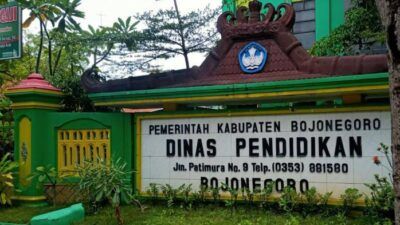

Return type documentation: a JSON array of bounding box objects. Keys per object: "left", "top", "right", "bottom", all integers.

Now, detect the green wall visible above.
[
  {"left": 222, "top": 0, "right": 289, "bottom": 12},
  {"left": 14, "top": 110, "right": 133, "bottom": 197},
  {"left": 315, "top": 0, "right": 345, "bottom": 40}
]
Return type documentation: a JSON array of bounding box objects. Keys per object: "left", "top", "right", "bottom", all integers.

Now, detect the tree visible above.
[
  {"left": 84, "top": 17, "right": 141, "bottom": 78},
  {"left": 135, "top": 0, "right": 219, "bottom": 70},
  {"left": 0, "top": 0, "right": 141, "bottom": 111},
  {"left": 310, "top": 0, "right": 385, "bottom": 56},
  {"left": 19, "top": 0, "right": 85, "bottom": 76},
  {"left": 374, "top": 0, "right": 400, "bottom": 224}
]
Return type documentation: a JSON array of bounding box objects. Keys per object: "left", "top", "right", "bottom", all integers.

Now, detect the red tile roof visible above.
[
  {"left": 81, "top": 1, "right": 388, "bottom": 94},
  {"left": 8, "top": 73, "right": 61, "bottom": 92}
]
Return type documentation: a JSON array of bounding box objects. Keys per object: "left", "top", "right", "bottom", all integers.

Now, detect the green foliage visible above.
[
  {"left": 373, "top": 219, "right": 394, "bottom": 225},
  {"left": 135, "top": 3, "right": 219, "bottom": 69},
  {"left": 284, "top": 216, "right": 300, "bottom": 225},
  {"left": 364, "top": 143, "right": 394, "bottom": 219},
  {"left": 28, "top": 165, "right": 61, "bottom": 206},
  {"left": 330, "top": 212, "right": 348, "bottom": 225},
  {"left": 0, "top": 98, "right": 13, "bottom": 159},
  {"left": 340, "top": 188, "right": 362, "bottom": 212},
  {"left": 211, "top": 186, "right": 220, "bottom": 203},
  {"left": 160, "top": 184, "right": 185, "bottom": 208},
  {"left": 278, "top": 186, "right": 300, "bottom": 213},
  {"left": 192, "top": 184, "right": 208, "bottom": 204},
  {"left": 29, "top": 165, "right": 58, "bottom": 186},
  {"left": 0, "top": 33, "right": 40, "bottom": 85},
  {"left": 146, "top": 183, "right": 159, "bottom": 204},
  {"left": 77, "top": 158, "right": 134, "bottom": 225},
  {"left": 302, "top": 187, "right": 332, "bottom": 213},
  {"left": 50, "top": 72, "right": 95, "bottom": 112},
  {"left": 241, "top": 188, "right": 254, "bottom": 206},
  {"left": 181, "top": 184, "right": 193, "bottom": 208},
  {"left": 365, "top": 175, "right": 395, "bottom": 215},
  {"left": 221, "top": 183, "right": 238, "bottom": 211},
  {"left": 17, "top": 0, "right": 85, "bottom": 75},
  {"left": 112, "top": 17, "right": 140, "bottom": 52},
  {"left": 0, "top": 153, "right": 18, "bottom": 206},
  {"left": 0, "top": 1, "right": 141, "bottom": 112},
  {"left": 310, "top": 0, "right": 385, "bottom": 56},
  {"left": 139, "top": 181, "right": 396, "bottom": 224},
  {"left": 374, "top": 143, "right": 393, "bottom": 182},
  {"left": 259, "top": 181, "right": 274, "bottom": 208},
  {"left": 67, "top": 204, "right": 389, "bottom": 225}
]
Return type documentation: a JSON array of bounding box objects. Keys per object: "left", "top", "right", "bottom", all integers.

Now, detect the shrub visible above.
[
  {"left": 77, "top": 158, "right": 134, "bottom": 225},
  {"left": 28, "top": 165, "right": 61, "bottom": 206},
  {"left": 241, "top": 188, "right": 254, "bottom": 206},
  {"left": 146, "top": 183, "right": 159, "bottom": 204},
  {"left": 278, "top": 186, "right": 300, "bottom": 213},
  {"left": 302, "top": 187, "right": 332, "bottom": 213},
  {"left": 365, "top": 143, "right": 394, "bottom": 218},
  {"left": 211, "top": 186, "right": 220, "bottom": 203},
  {"left": 365, "top": 175, "right": 394, "bottom": 216},
  {"left": 181, "top": 184, "right": 193, "bottom": 208},
  {"left": 340, "top": 188, "right": 362, "bottom": 213},
  {"left": 160, "top": 184, "right": 185, "bottom": 208},
  {"left": 259, "top": 181, "right": 274, "bottom": 208},
  {"left": 195, "top": 184, "right": 208, "bottom": 203},
  {"left": 0, "top": 153, "right": 18, "bottom": 206},
  {"left": 221, "top": 183, "right": 238, "bottom": 213},
  {"left": 374, "top": 143, "right": 393, "bottom": 184}
]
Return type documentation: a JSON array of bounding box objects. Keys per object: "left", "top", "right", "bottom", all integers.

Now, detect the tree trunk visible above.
[
  {"left": 173, "top": 0, "right": 190, "bottom": 69},
  {"left": 42, "top": 20, "right": 53, "bottom": 76},
  {"left": 36, "top": 21, "right": 44, "bottom": 73},
  {"left": 183, "top": 51, "right": 190, "bottom": 70},
  {"left": 375, "top": 1, "right": 400, "bottom": 224}
]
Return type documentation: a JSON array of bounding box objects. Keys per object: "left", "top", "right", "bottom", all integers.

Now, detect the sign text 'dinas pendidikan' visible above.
[{"left": 140, "top": 112, "right": 391, "bottom": 198}]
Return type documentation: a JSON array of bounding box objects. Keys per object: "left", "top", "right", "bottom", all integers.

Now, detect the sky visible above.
[{"left": 24, "top": 0, "right": 223, "bottom": 75}]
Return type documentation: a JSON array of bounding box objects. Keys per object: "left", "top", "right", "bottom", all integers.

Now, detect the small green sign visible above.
[{"left": 0, "top": 1, "right": 22, "bottom": 60}]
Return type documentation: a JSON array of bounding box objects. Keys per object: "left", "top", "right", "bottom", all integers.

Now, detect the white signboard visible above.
[{"left": 140, "top": 111, "right": 391, "bottom": 198}]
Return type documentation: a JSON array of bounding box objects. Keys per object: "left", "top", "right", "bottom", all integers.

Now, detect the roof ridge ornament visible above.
[
  {"left": 217, "top": 0, "right": 295, "bottom": 39},
  {"left": 239, "top": 42, "right": 268, "bottom": 74},
  {"left": 249, "top": 0, "right": 262, "bottom": 23}
]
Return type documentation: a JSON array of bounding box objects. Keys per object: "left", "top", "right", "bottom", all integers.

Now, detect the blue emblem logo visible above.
[{"left": 238, "top": 42, "right": 268, "bottom": 74}]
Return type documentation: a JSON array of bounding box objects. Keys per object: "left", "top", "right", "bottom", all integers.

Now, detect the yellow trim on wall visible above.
[
  {"left": 96, "top": 85, "right": 388, "bottom": 107},
  {"left": 6, "top": 88, "right": 62, "bottom": 96},
  {"left": 19, "top": 117, "right": 31, "bottom": 187},
  {"left": 136, "top": 120, "right": 142, "bottom": 191},
  {"left": 12, "top": 102, "right": 61, "bottom": 110},
  {"left": 134, "top": 105, "right": 390, "bottom": 198},
  {"left": 12, "top": 195, "right": 47, "bottom": 201}
]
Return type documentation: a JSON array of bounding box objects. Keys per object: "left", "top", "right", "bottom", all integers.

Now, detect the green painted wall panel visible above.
[
  {"left": 13, "top": 111, "right": 133, "bottom": 198},
  {"left": 14, "top": 109, "right": 56, "bottom": 197},
  {"left": 330, "top": 0, "right": 345, "bottom": 29},
  {"left": 315, "top": 0, "right": 345, "bottom": 40}
]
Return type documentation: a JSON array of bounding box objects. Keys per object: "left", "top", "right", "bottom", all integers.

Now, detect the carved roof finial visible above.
[
  {"left": 249, "top": 0, "right": 262, "bottom": 23},
  {"left": 217, "top": 2, "right": 295, "bottom": 39}
]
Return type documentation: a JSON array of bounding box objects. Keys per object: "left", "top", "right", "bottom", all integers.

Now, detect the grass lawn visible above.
[
  {"left": 73, "top": 205, "right": 387, "bottom": 225},
  {"left": 0, "top": 205, "right": 62, "bottom": 224}
]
